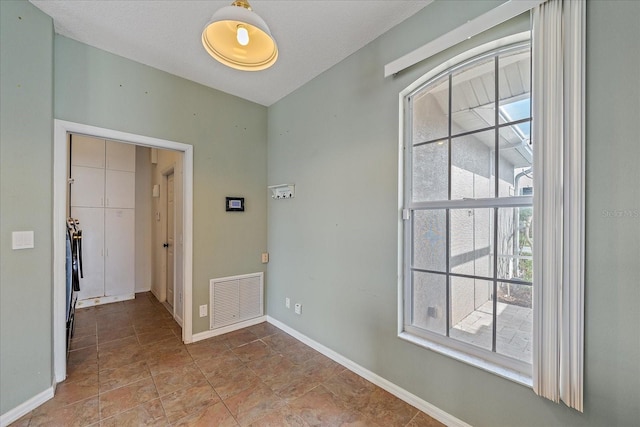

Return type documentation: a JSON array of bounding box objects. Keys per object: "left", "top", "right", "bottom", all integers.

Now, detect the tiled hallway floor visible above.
[{"left": 11, "top": 292, "right": 445, "bottom": 426}]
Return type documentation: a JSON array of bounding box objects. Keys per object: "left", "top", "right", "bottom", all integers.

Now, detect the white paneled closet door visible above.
[
  {"left": 106, "top": 170, "right": 135, "bottom": 208},
  {"left": 69, "top": 134, "right": 136, "bottom": 305},
  {"left": 106, "top": 140, "right": 136, "bottom": 171},
  {"left": 70, "top": 166, "right": 105, "bottom": 207},
  {"left": 104, "top": 208, "right": 135, "bottom": 296},
  {"left": 71, "top": 135, "right": 105, "bottom": 168}
]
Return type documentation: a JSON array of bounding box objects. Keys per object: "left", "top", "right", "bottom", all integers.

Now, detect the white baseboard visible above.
[
  {"left": 76, "top": 293, "right": 135, "bottom": 308},
  {"left": 0, "top": 380, "right": 55, "bottom": 427},
  {"left": 266, "top": 316, "right": 471, "bottom": 427},
  {"left": 191, "top": 316, "right": 267, "bottom": 343}
]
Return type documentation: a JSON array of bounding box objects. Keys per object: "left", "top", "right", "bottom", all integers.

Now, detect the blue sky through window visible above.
[{"left": 500, "top": 98, "right": 531, "bottom": 140}]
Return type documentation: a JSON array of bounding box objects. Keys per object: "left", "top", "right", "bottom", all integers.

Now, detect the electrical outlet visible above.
[
  {"left": 285, "top": 297, "right": 290, "bottom": 309},
  {"left": 199, "top": 304, "right": 207, "bottom": 317},
  {"left": 294, "top": 303, "right": 302, "bottom": 315},
  {"left": 261, "top": 252, "right": 269, "bottom": 263}
]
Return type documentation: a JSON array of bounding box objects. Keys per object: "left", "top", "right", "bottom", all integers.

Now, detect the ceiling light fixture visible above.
[{"left": 201, "top": 0, "right": 278, "bottom": 71}]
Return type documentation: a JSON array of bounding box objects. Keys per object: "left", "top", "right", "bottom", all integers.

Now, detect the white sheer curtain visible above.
[{"left": 531, "top": 0, "right": 585, "bottom": 412}]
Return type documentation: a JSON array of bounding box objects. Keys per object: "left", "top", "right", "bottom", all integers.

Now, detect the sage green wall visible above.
[
  {"left": 267, "top": 1, "right": 640, "bottom": 426},
  {"left": 54, "top": 37, "right": 268, "bottom": 334},
  {"left": 0, "top": 0, "right": 54, "bottom": 415}
]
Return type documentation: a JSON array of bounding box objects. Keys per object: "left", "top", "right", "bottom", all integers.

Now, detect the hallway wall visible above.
[
  {"left": 0, "top": 0, "right": 54, "bottom": 415},
  {"left": 54, "top": 36, "right": 268, "bottom": 335}
]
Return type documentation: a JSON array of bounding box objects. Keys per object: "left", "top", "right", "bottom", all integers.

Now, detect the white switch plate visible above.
[
  {"left": 12, "top": 231, "right": 34, "bottom": 250},
  {"left": 285, "top": 297, "right": 290, "bottom": 308},
  {"left": 199, "top": 304, "right": 207, "bottom": 317},
  {"left": 294, "top": 303, "right": 302, "bottom": 315},
  {"left": 261, "top": 252, "right": 269, "bottom": 263}
]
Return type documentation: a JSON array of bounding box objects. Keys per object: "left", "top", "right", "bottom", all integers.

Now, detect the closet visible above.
[{"left": 69, "top": 134, "right": 136, "bottom": 305}]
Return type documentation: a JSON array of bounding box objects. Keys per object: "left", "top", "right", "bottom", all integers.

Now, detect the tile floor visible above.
[{"left": 11, "top": 292, "right": 445, "bottom": 427}]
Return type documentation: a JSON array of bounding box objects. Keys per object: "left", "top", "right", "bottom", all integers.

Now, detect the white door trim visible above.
[
  {"left": 162, "top": 166, "right": 176, "bottom": 314},
  {"left": 53, "top": 119, "right": 194, "bottom": 383}
]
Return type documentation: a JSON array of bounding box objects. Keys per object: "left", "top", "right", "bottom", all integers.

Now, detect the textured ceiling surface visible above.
[{"left": 30, "top": 0, "right": 432, "bottom": 106}]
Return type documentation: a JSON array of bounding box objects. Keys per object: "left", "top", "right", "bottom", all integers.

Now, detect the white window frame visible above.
[
  {"left": 396, "top": 0, "right": 585, "bottom": 411},
  {"left": 397, "top": 33, "right": 534, "bottom": 386}
]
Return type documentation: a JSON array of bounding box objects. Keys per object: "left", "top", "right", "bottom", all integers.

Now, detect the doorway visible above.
[
  {"left": 166, "top": 172, "right": 175, "bottom": 310},
  {"left": 53, "top": 120, "right": 194, "bottom": 383}
]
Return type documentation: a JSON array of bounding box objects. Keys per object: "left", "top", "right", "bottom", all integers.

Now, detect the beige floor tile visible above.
[
  {"left": 357, "top": 387, "right": 419, "bottom": 426},
  {"left": 99, "top": 360, "right": 150, "bottom": 393},
  {"left": 185, "top": 338, "right": 230, "bottom": 361},
  {"left": 207, "top": 363, "right": 261, "bottom": 400},
  {"left": 65, "top": 359, "right": 98, "bottom": 384},
  {"left": 98, "top": 335, "right": 138, "bottom": 352},
  {"left": 69, "top": 333, "right": 97, "bottom": 351},
  {"left": 98, "top": 344, "right": 147, "bottom": 370},
  {"left": 46, "top": 373, "right": 99, "bottom": 407},
  {"left": 261, "top": 332, "right": 300, "bottom": 353},
  {"left": 101, "top": 399, "right": 168, "bottom": 427},
  {"left": 196, "top": 350, "right": 244, "bottom": 377},
  {"left": 160, "top": 381, "right": 220, "bottom": 423},
  {"left": 246, "top": 353, "right": 295, "bottom": 382},
  {"left": 67, "top": 346, "right": 98, "bottom": 367},
  {"left": 152, "top": 362, "right": 207, "bottom": 397},
  {"left": 146, "top": 347, "right": 194, "bottom": 375},
  {"left": 246, "top": 404, "right": 309, "bottom": 427},
  {"left": 97, "top": 326, "right": 135, "bottom": 344},
  {"left": 247, "top": 322, "right": 281, "bottom": 339},
  {"left": 223, "top": 382, "right": 286, "bottom": 426},
  {"left": 172, "top": 401, "right": 239, "bottom": 427},
  {"left": 288, "top": 385, "right": 376, "bottom": 427},
  {"left": 99, "top": 377, "right": 159, "bottom": 419},
  {"left": 224, "top": 329, "right": 259, "bottom": 349},
  {"left": 137, "top": 328, "right": 176, "bottom": 345},
  {"left": 30, "top": 396, "right": 100, "bottom": 427},
  {"left": 232, "top": 339, "right": 274, "bottom": 363}
]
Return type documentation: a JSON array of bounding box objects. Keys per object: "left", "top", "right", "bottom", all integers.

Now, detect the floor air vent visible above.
[{"left": 210, "top": 272, "right": 263, "bottom": 330}]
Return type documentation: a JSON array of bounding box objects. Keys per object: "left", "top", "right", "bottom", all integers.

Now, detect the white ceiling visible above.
[{"left": 30, "top": 0, "right": 432, "bottom": 106}]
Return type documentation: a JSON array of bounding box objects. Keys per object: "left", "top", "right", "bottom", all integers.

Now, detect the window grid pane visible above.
[{"left": 406, "top": 44, "right": 532, "bottom": 366}]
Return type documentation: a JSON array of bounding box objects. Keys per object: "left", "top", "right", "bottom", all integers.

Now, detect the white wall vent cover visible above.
[{"left": 210, "top": 272, "right": 263, "bottom": 330}]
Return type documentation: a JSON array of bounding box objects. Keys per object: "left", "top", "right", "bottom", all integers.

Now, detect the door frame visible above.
[
  {"left": 53, "top": 120, "right": 194, "bottom": 382},
  {"left": 161, "top": 166, "right": 176, "bottom": 313}
]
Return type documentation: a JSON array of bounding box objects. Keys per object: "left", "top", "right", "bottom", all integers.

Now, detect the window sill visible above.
[{"left": 398, "top": 331, "right": 533, "bottom": 388}]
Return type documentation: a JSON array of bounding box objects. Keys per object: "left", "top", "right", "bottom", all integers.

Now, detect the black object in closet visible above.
[{"left": 66, "top": 218, "right": 83, "bottom": 352}]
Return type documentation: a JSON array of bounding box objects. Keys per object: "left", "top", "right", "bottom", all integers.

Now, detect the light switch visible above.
[{"left": 12, "top": 231, "right": 34, "bottom": 250}]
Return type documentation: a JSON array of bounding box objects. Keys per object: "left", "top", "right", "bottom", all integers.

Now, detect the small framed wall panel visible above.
[{"left": 210, "top": 272, "right": 263, "bottom": 329}]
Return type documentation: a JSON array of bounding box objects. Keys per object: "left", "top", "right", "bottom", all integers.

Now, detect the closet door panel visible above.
[
  {"left": 71, "top": 135, "right": 105, "bottom": 168},
  {"left": 104, "top": 208, "right": 135, "bottom": 296},
  {"left": 71, "top": 166, "right": 105, "bottom": 207},
  {"left": 71, "top": 207, "right": 105, "bottom": 299},
  {"left": 105, "top": 170, "right": 135, "bottom": 208},
  {"left": 106, "top": 141, "right": 136, "bottom": 172}
]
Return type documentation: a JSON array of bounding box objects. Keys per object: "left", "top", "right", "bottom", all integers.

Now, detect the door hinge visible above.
[{"left": 402, "top": 209, "right": 411, "bottom": 220}]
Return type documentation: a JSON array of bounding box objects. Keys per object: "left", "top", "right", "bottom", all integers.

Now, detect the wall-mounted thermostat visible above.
[{"left": 226, "top": 197, "right": 245, "bottom": 212}]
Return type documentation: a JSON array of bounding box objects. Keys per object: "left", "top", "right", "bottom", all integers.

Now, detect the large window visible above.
[{"left": 403, "top": 43, "right": 533, "bottom": 376}]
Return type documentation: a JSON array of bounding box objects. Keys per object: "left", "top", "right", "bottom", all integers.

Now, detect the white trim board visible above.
[
  {"left": 76, "top": 293, "right": 135, "bottom": 308},
  {"left": 384, "top": 0, "right": 544, "bottom": 77},
  {"left": 266, "top": 316, "right": 472, "bottom": 427},
  {"left": 192, "top": 316, "right": 267, "bottom": 342},
  {"left": 53, "top": 119, "right": 194, "bottom": 381},
  {"left": 0, "top": 381, "right": 55, "bottom": 427}
]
